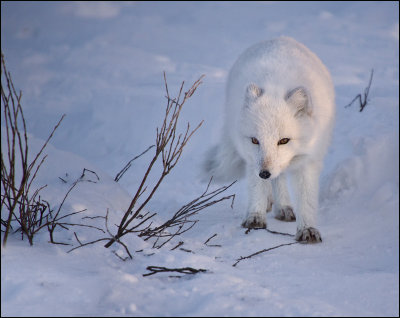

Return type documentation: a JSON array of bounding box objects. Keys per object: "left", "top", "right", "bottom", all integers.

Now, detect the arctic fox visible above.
[{"left": 204, "top": 37, "right": 335, "bottom": 243}]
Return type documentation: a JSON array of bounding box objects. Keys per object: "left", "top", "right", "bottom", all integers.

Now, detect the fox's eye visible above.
[
  {"left": 278, "top": 138, "right": 290, "bottom": 145},
  {"left": 251, "top": 137, "right": 259, "bottom": 145}
]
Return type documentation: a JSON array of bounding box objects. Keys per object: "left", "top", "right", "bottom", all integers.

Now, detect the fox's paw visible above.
[
  {"left": 274, "top": 206, "right": 296, "bottom": 222},
  {"left": 241, "top": 213, "right": 266, "bottom": 229},
  {"left": 295, "top": 227, "right": 322, "bottom": 243}
]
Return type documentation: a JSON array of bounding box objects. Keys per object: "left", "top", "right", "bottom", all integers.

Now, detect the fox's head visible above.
[{"left": 240, "top": 83, "right": 314, "bottom": 179}]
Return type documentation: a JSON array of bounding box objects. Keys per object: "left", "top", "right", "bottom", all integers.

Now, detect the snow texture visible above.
[{"left": 1, "top": 1, "right": 399, "bottom": 317}]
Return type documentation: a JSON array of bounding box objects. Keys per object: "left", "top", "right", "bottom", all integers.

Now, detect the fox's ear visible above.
[
  {"left": 285, "top": 86, "right": 312, "bottom": 116},
  {"left": 245, "top": 83, "right": 263, "bottom": 106}
]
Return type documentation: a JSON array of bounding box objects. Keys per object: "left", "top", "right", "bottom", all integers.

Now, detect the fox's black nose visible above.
[{"left": 259, "top": 170, "right": 271, "bottom": 179}]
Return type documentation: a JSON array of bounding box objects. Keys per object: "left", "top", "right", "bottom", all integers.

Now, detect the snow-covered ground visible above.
[{"left": 1, "top": 1, "right": 399, "bottom": 316}]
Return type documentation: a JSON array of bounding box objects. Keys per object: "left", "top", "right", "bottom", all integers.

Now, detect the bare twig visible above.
[
  {"left": 68, "top": 237, "right": 111, "bottom": 254},
  {"left": 179, "top": 247, "right": 193, "bottom": 253},
  {"left": 244, "top": 227, "right": 294, "bottom": 237},
  {"left": 345, "top": 69, "right": 374, "bottom": 112},
  {"left": 204, "top": 233, "right": 222, "bottom": 247},
  {"left": 170, "top": 241, "right": 184, "bottom": 250},
  {"left": 58, "top": 177, "right": 67, "bottom": 184},
  {"left": 114, "top": 145, "right": 155, "bottom": 182},
  {"left": 112, "top": 250, "right": 130, "bottom": 261},
  {"left": 232, "top": 242, "right": 299, "bottom": 267},
  {"left": 80, "top": 168, "right": 100, "bottom": 182},
  {"left": 74, "top": 232, "right": 82, "bottom": 245},
  {"left": 266, "top": 229, "right": 294, "bottom": 237},
  {"left": 143, "top": 266, "right": 207, "bottom": 277}
]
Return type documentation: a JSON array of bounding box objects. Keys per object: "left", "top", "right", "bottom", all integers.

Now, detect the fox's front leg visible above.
[
  {"left": 292, "top": 162, "right": 323, "bottom": 243},
  {"left": 271, "top": 173, "right": 296, "bottom": 222},
  {"left": 242, "top": 166, "right": 272, "bottom": 229}
]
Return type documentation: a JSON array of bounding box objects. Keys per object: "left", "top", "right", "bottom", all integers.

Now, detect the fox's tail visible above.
[{"left": 202, "top": 137, "right": 245, "bottom": 183}]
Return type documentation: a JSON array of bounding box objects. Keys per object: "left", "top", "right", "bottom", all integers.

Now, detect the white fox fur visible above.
[{"left": 203, "top": 37, "right": 335, "bottom": 242}]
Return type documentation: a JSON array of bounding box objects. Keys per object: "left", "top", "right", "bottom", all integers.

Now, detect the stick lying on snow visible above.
[{"left": 143, "top": 266, "right": 207, "bottom": 277}]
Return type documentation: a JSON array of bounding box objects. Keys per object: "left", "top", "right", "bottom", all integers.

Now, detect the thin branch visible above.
[
  {"left": 266, "top": 229, "right": 295, "bottom": 237},
  {"left": 112, "top": 250, "right": 130, "bottom": 261},
  {"left": 170, "top": 241, "right": 184, "bottom": 250},
  {"left": 345, "top": 69, "right": 374, "bottom": 112},
  {"left": 179, "top": 247, "right": 193, "bottom": 253},
  {"left": 74, "top": 232, "right": 82, "bottom": 245},
  {"left": 204, "top": 233, "right": 221, "bottom": 247},
  {"left": 244, "top": 227, "right": 294, "bottom": 237},
  {"left": 81, "top": 168, "right": 100, "bottom": 182},
  {"left": 233, "top": 242, "right": 299, "bottom": 267},
  {"left": 143, "top": 266, "right": 207, "bottom": 277},
  {"left": 67, "top": 237, "right": 110, "bottom": 254},
  {"left": 114, "top": 145, "right": 155, "bottom": 182},
  {"left": 58, "top": 177, "right": 67, "bottom": 184}
]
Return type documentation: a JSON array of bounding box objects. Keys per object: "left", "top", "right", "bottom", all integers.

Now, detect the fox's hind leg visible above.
[{"left": 271, "top": 173, "right": 296, "bottom": 222}]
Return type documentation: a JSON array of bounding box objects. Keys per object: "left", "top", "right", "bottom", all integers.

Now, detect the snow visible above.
[{"left": 1, "top": 1, "right": 399, "bottom": 316}]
